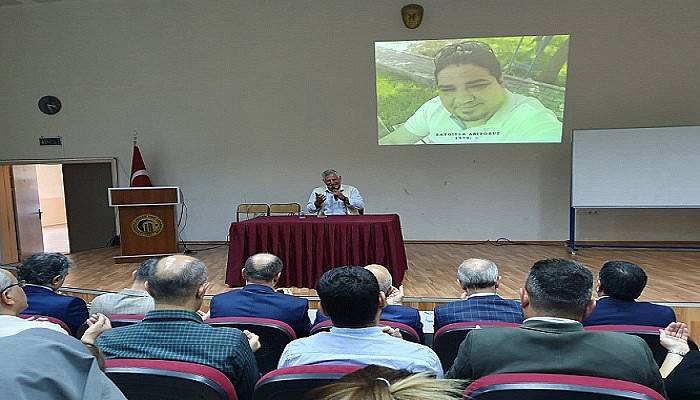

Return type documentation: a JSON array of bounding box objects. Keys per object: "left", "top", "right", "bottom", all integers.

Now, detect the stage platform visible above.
[{"left": 56, "top": 242, "right": 700, "bottom": 341}]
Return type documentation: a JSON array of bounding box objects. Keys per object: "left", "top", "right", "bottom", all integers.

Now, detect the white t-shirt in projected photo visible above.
[{"left": 403, "top": 90, "right": 562, "bottom": 144}]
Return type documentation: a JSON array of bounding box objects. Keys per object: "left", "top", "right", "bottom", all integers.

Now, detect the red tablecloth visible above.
[{"left": 226, "top": 214, "right": 408, "bottom": 288}]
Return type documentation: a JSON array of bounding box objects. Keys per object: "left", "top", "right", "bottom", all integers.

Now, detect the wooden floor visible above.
[{"left": 63, "top": 242, "right": 700, "bottom": 303}]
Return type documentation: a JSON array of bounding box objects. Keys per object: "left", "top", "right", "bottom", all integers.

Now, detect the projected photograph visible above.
[{"left": 376, "top": 34, "right": 570, "bottom": 145}]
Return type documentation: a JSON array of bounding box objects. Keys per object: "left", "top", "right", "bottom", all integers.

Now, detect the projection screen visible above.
[{"left": 376, "top": 34, "right": 570, "bottom": 145}]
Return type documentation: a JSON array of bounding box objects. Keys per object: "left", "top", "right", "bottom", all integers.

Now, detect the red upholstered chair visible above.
[
  {"left": 433, "top": 321, "right": 520, "bottom": 372},
  {"left": 584, "top": 324, "right": 699, "bottom": 367},
  {"left": 254, "top": 364, "right": 362, "bottom": 400},
  {"left": 107, "top": 313, "right": 146, "bottom": 327},
  {"left": 463, "top": 373, "right": 665, "bottom": 400},
  {"left": 310, "top": 319, "right": 421, "bottom": 343},
  {"left": 308, "top": 319, "right": 333, "bottom": 335},
  {"left": 105, "top": 359, "right": 238, "bottom": 400},
  {"left": 75, "top": 313, "right": 145, "bottom": 339},
  {"left": 206, "top": 317, "right": 296, "bottom": 375},
  {"left": 19, "top": 313, "right": 72, "bottom": 335}
]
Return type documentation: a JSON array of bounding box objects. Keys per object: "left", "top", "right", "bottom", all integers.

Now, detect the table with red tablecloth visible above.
[{"left": 225, "top": 214, "right": 408, "bottom": 288}]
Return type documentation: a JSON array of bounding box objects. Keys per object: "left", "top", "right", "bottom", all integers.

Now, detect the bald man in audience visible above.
[
  {"left": 433, "top": 258, "right": 523, "bottom": 331},
  {"left": 314, "top": 264, "right": 424, "bottom": 342},
  {"left": 95, "top": 255, "right": 260, "bottom": 400},
  {"left": 210, "top": 253, "right": 311, "bottom": 337},
  {"left": 0, "top": 269, "right": 67, "bottom": 337}
]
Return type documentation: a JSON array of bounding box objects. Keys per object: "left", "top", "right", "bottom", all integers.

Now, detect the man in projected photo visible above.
[
  {"left": 380, "top": 41, "right": 562, "bottom": 145},
  {"left": 307, "top": 169, "right": 364, "bottom": 216}
]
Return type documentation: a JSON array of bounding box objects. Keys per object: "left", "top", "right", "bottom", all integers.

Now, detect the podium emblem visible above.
[{"left": 131, "top": 214, "right": 164, "bottom": 237}]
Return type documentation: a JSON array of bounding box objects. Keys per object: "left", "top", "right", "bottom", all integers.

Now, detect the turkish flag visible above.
[{"left": 130, "top": 145, "right": 153, "bottom": 187}]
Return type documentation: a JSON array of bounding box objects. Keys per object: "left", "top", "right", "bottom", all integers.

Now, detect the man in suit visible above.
[
  {"left": 210, "top": 253, "right": 311, "bottom": 337},
  {"left": 583, "top": 260, "right": 676, "bottom": 327},
  {"left": 95, "top": 255, "right": 260, "bottom": 400},
  {"left": 314, "top": 264, "right": 424, "bottom": 342},
  {"left": 433, "top": 258, "right": 523, "bottom": 331},
  {"left": 446, "top": 259, "right": 666, "bottom": 397},
  {"left": 18, "top": 252, "right": 89, "bottom": 334}
]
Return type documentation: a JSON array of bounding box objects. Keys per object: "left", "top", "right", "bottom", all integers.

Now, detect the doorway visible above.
[
  {"left": 36, "top": 164, "right": 70, "bottom": 253},
  {"left": 0, "top": 159, "right": 117, "bottom": 263}
]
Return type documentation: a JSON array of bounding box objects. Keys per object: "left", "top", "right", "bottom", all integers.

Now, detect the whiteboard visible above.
[{"left": 572, "top": 126, "right": 700, "bottom": 208}]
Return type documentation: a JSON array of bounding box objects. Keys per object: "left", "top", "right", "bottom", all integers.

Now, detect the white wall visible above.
[{"left": 2, "top": 0, "right": 700, "bottom": 241}]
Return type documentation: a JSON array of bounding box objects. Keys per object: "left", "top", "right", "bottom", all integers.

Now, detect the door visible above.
[
  {"left": 12, "top": 165, "right": 44, "bottom": 258},
  {"left": 62, "top": 163, "right": 116, "bottom": 252},
  {"left": 0, "top": 166, "right": 19, "bottom": 263}
]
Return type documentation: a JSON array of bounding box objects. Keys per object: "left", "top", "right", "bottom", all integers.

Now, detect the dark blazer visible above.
[
  {"left": 210, "top": 284, "right": 311, "bottom": 337},
  {"left": 433, "top": 294, "right": 523, "bottom": 331},
  {"left": 445, "top": 318, "right": 666, "bottom": 397},
  {"left": 22, "top": 284, "right": 89, "bottom": 334},
  {"left": 583, "top": 296, "right": 676, "bottom": 327},
  {"left": 314, "top": 304, "right": 425, "bottom": 343}
]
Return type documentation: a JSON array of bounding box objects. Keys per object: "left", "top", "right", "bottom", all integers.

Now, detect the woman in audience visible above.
[
  {"left": 659, "top": 322, "right": 700, "bottom": 400},
  {"left": 308, "top": 365, "right": 464, "bottom": 400}
]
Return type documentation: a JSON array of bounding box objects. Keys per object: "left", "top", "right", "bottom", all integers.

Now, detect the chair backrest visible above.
[
  {"left": 75, "top": 313, "right": 145, "bottom": 339},
  {"left": 18, "top": 313, "right": 72, "bottom": 335},
  {"left": 309, "top": 319, "right": 333, "bottom": 335},
  {"left": 380, "top": 320, "right": 421, "bottom": 343},
  {"left": 309, "top": 320, "right": 420, "bottom": 343},
  {"left": 463, "top": 373, "right": 665, "bottom": 400},
  {"left": 269, "top": 203, "right": 301, "bottom": 215},
  {"left": 107, "top": 313, "right": 146, "bottom": 327},
  {"left": 584, "top": 324, "right": 699, "bottom": 366},
  {"left": 254, "top": 364, "right": 362, "bottom": 400},
  {"left": 236, "top": 203, "right": 270, "bottom": 222},
  {"left": 206, "top": 317, "right": 296, "bottom": 375},
  {"left": 433, "top": 321, "right": 520, "bottom": 372},
  {"left": 105, "top": 358, "right": 238, "bottom": 400}
]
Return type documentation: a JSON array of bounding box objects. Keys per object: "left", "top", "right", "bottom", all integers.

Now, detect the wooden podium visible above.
[{"left": 108, "top": 187, "right": 180, "bottom": 263}]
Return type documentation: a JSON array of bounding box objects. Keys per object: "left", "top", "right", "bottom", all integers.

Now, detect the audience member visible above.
[
  {"left": 314, "top": 264, "right": 424, "bottom": 342},
  {"left": 0, "top": 328, "right": 125, "bottom": 399},
  {"left": 446, "top": 259, "right": 665, "bottom": 396},
  {"left": 583, "top": 260, "right": 676, "bottom": 327},
  {"left": 89, "top": 258, "right": 156, "bottom": 315},
  {"left": 309, "top": 365, "right": 464, "bottom": 400},
  {"left": 95, "top": 255, "right": 260, "bottom": 400},
  {"left": 658, "top": 322, "right": 700, "bottom": 400},
  {"left": 278, "top": 266, "right": 443, "bottom": 377},
  {"left": 18, "top": 252, "right": 89, "bottom": 334},
  {"left": 210, "top": 253, "right": 311, "bottom": 337},
  {"left": 0, "top": 268, "right": 67, "bottom": 336},
  {"left": 433, "top": 258, "right": 523, "bottom": 331}
]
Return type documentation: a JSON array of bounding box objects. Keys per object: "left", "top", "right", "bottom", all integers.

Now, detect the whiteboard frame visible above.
[{"left": 568, "top": 125, "right": 700, "bottom": 252}]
